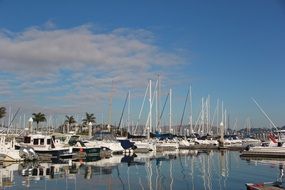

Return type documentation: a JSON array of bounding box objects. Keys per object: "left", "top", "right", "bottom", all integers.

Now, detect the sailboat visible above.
[
  {"left": 128, "top": 80, "right": 157, "bottom": 152},
  {"left": 155, "top": 87, "right": 179, "bottom": 151}
]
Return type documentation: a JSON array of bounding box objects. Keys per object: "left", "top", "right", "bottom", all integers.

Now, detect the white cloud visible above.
[
  {"left": 0, "top": 24, "right": 187, "bottom": 117},
  {"left": 43, "top": 20, "right": 56, "bottom": 30}
]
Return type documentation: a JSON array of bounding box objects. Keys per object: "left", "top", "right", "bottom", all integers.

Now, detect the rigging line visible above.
[
  {"left": 7, "top": 107, "right": 21, "bottom": 134},
  {"left": 210, "top": 101, "right": 218, "bottom": 128},
  {"left": 179, "top": 88, "right": 190, "bottom": 135},
  {"left": 8, "top": 107, "right": 21, "bottom": 128},
  {"left": 156, "top": 92, "right": 169, "bottom": 130},
  {"left": 194, "top": 109, "right": 203, "bottom": 133},
  {"left": 134, "top": 83, "right": 149, "bottom": 134},
  {"left": 251, "top": 97, "right": 278, "bottom": 130},
  {"left": 118, "top": 92, "right": 129, "bottom": 129}
]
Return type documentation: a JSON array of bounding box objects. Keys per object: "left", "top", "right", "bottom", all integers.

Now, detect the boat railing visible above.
[{"left": 0, "top": 127, "right": 26, "bottom": 136}]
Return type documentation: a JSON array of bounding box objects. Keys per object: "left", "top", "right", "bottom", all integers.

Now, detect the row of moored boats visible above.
[{"left": 1, "top": 130, "right": 284, "bottom": 162}]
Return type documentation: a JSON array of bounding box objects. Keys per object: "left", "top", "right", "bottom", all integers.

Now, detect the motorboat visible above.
[
  {"left": 16, "top": 133, "right": 74, "bottom": 160},
  {"left": 0, "top": 135, "right": 37, "bottom": 162}
]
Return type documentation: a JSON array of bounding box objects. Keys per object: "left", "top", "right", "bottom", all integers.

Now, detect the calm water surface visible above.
[{"left": 1, "top": 150, "right": 284, "bottom": 190}]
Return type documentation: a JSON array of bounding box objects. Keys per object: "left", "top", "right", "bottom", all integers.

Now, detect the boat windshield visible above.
[
  {"left": 68, "top": 135, "right": 81, "bottom": 146},
  {"left": 92, "top": 131, "right": 115, "bottom": 141}
]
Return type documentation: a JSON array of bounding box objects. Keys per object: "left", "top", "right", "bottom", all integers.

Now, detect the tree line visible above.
[{"left": 0, "top": 106, "right": 96, "bottom": 132}]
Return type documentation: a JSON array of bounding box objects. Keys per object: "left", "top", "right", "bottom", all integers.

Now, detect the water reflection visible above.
[
  {"left": 0, "top": 163, "right": 18, "bottom": 188},
  {"left": 241, "top": 156, "right": 285, "bottom": 186},
  {"left": 0, "top": 150, "right": 284, "bottom": 189}
]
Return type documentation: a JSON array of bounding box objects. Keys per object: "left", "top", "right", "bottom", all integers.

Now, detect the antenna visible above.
[{"left": 251, "top": 97, "right": 278, "bottom": 130}]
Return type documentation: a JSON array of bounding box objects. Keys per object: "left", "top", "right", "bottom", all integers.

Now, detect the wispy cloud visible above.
[{"left": 0, "top": 24, "right": 187, "bottom": 117}]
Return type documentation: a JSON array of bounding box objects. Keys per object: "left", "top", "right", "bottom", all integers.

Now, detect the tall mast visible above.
[
  {"left": 201, "top": 97, "right": 204, "bottom": 135},
  {"left": 224, "top": 109, "right": 227, "bottom": 135},
  {"left": 179, "top": 87, "right": 190, "bottom": 135},
  {"left": 207, "top": 95, "right": 210, "bottom": 134},
  {"left": 23, "top": 114, "right": 26, "bottom": 129},
  {"left": 148, "top": 79, "right": 152, "bottom": 139},
  {"left": 216, "top": 99, "right": 219, "bottom": 135},
  {"left": 221, "top": 101, "right": 224, "bottom": 124},
  {"left": 8, "top": 106, "right": 11, "bottom": 129},
  {"left": 221, "top": 100, "right": 224, "bottom": 136},
  {"left": 101, "top": 112, "right": 104, "bottom": 129},
  {"left": 169, "top": 88, "right": 172, "bottom": 133},
  {"left": 127, "top": 90, "right": 131, "bottom": 134},
  {"left": 189, "top": 85, "right": 193, "bottom": 134},
  {"left": 155, "top": 86, "right": 158, "bottom": 132},
  {"left": 134, "top": 83, "right": 149, "bottom": 134},
  {"left": 108, "top": 80, "right": 114, "bottom": 130},
  {"left": 157, "top": 74, "right": 160, "bottom": 131}
]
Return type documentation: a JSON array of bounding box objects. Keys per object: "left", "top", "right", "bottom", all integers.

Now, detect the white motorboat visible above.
[
  {"left": 84, "top": 139, "right": 124, "bottom": 154},
  {"left": 179, "top": 138, "right": 195, "bottom": 148},
  {"left": 241, "top": 133, "right": 285, "bottom": 158},
  {"left": 0, "top": 135, "right": 37, "bottom": 162},
  {"left": 156, "top": 138, "right": 179, "bottom": 151},
  {"left": 131, "top": 139, "right": 156, "bottom": 152},
  {"left": 87, "top": 131, "right": 125, "bottom": 154},
  {"left": 242, "top": 137, "right": 261, "bottom": 147},
  {"left": 16, "top": 133, "right": 73, "bottom": 160},
  {"left": 194, "top": 138, "right": 218, "bottom": 146},
  {"left": 223, "top": 135, "right": 243, "bottom": 148}
]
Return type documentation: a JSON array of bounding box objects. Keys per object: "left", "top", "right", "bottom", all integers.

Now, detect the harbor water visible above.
[{"left": 1, "top": 150, "right": 284, "bottom": 190}]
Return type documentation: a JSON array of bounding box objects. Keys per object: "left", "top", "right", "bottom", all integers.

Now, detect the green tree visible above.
[
  {"left": 65, "top": 115, "right": 76, "bottom": 125},
  {"left": 82, "top": 112, "right": 96, "bottom": 126},
  {"left": 0, "top": 107, "right": 6, "bottom": 119},
  {"left": 64, "top": 115, "right": 76, "bottom": 133},
  {"left": 32, "top": 112, "right": 47, "bottom": 131}
]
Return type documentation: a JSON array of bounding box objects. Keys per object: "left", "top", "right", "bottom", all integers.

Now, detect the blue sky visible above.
[{"left": 0, "top": 0, "right": 284, "bottom": 129}]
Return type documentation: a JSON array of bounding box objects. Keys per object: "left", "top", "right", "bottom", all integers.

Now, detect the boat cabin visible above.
[{"left": 22, "top": 134, "right": 55, "bottom": 149}]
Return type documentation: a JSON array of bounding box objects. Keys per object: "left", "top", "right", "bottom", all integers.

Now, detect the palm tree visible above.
[
  {"left": 82, "top": 112, "right": 96, "bottom": 126},
  {"left": 82, "top": 112, "right": 96, "bottom": 136},
  {"left": 32, "top": 112, "right": 47, "bottom": 132},
  {"left": 64, "top": 115, "right": 76, "bottom": 133},
  {"left": 65, "top": 115, "right": 76, "bottom": 125},
  {"left": 0, "top": 107, "right": 6, "bottom": 119}
]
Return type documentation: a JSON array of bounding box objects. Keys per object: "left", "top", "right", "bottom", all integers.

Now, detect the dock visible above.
[
  {"left": 246, "top": 182, "right": 284, "bottom": 190},
  {"left": 240, "top": 151, "right": 285, "bottom": 158},
  {"left": 180, "top": 144, "right": 219, "bottom": 150}
]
